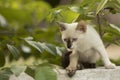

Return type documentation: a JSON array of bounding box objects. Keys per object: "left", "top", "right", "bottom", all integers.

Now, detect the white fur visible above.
[{"left": 60, "top": 22, "right": 116, "bottom": 69}]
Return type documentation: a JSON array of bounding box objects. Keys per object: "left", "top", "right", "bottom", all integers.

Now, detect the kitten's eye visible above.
[
  {"left": 72, "top": 38, "right": 77, "bottom": 42},
  {"left": 64, "top": 38, "right": 67, "bottom": 41}
]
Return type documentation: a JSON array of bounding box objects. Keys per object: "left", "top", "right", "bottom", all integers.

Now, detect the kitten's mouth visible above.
[{"left": 67, "top": 48, "right": 73, "bottom": 51}]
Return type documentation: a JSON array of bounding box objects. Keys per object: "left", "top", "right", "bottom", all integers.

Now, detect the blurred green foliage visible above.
[{"left": 0, "top": 0, "right": 120, "bottom": 80}]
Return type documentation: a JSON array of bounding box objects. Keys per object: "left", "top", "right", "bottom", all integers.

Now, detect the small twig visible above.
[
  {"left": 105, "top": 43, "right": 111, "bottom": 48},
  {"left": 96, "top": 13, "right": 102, "bottom": 39}
]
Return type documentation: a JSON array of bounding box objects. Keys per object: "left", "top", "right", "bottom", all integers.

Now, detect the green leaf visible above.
[
  {"left": 7, "top": 44, "right": 20, "bottom": 60},
  {"left": 43, "top": 43, "right": 57, "bottom": 55},
  {"left": 69, "top": 6, "right": 80, "bottom": 13},
  {"left": 24, "top": 37, "right": 33, "bottom": 41},
  {"left": 80, "top": 0, "right": 93, "bottom": 7},
  {"left": 109, "top": 24, "right": 120, "bottom": 32},
  {"left": 86, "top": 0, "right": 99, "bottom": 12},
  {"left": 35, "top": 66, "right": 57, "bottom": 80},
  {"left": 25, "top": 40, "right": 43, "bottom": 53},
  {"left": 25, "top": 1, "right": 51, "bottom": 22},
  {"left": 46, "top": 9, "right": 62, "bottom": 22},
  {"left": 60, "top": 8, "right": 80, "bottom": 22},
  {"left": 10, "top": 65, "right": 26, "bottom": 76},
  {"left": 103, "top": 33, "right": 113, "bottom": 42},
  {"left": 47, "top": 7, "right": 79, "bottom": 23},
  {"left": 117, "top": 0, "right": 120, "bottom": 5},
  {"left": 0, "top": 14, "right": 8, "bottom": 27},
  {"left": 96, "top": 0, "right": 108, "bottom": 14},
  {"left": 56, "top": 47, "right": 65, "bottom": 56},
  {"left": 0, "top": 68, "right": 13, "bottom": 80},
  {"left": 25, "top": 66, "right": 35, "bottom": 78},
  {"left": 25, "top": 39, "right": 60, "bottom": 55},
  {"left": 0, "top": 52, "right": 5, "bottom": 67},
  {"left": 0, "top": 7, "right": 32, "bottom": 24}
]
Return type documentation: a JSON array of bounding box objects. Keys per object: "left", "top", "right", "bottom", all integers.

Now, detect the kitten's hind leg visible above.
[
  {"left": 77, "top": 63, "right": 84, "bottom": 70},
  {"left": 82, "top": 62, "right": 96, "bottom": 68},
  {"left": 95, "top": 46, "right": 116, "bottom": 69}
]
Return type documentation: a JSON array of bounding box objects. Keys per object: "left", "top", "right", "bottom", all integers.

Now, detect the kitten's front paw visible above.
[
  {"left": 66, "top": 66, "right": 77, "bottom": 77},
  {"left": 105, "top": 63, "right": 116, "bottom": 69}
]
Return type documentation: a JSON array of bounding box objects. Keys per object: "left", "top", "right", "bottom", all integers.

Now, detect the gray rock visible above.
[
  {"left": 9, "top": 72, "right": 34, "bottom": 80},
  {"left": 56, "top": 66, "right": 120, "bottom": 80}
]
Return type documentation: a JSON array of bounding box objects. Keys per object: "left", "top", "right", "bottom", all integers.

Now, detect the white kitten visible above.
[{"left": 57, "top": 21, "right": 116, "bottom": 76}]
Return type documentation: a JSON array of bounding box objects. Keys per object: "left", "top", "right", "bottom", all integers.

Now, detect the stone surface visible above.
[
  {"left": 9, "top": 72, "right": 34, "bottom": 80},
  {"left": 56, "top": 66, "right": 120, "bottom": 80},
  {"left": 9, "top": 66, "right": 120, "bottom": 80}
]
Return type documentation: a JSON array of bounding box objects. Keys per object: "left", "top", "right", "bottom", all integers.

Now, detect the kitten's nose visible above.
[
  {"left": 66, "top": 39, "right": 72, "bottom": 49},
  {"left": 67, "top": 43, "right": 71, "bottom": 49}
]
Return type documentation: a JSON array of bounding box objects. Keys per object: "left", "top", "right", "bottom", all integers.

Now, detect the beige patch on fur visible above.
[
  {"left": 56, "top": 22, "right": 66, "bottom": 31},
  {"left": 76, "top": 21, "right": 87, "bottom": 32}
]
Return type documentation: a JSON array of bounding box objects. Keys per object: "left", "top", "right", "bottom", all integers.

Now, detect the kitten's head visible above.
[{"left": 57, "top": 21, "right": 87, "bottom": 50}]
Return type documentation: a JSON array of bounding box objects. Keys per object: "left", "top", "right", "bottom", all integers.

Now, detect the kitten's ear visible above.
[
  {"left": 56, "top": 21, "right": 66, "bottom": 31},
  {"left": 76, "top": 21, "right": 87, "bottom": 32}
]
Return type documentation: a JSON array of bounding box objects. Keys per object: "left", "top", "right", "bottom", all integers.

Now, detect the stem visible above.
[
  {"left": 105, "top": 43, "right": 111, "bottom": 48},
  {"left": 60, "top": 0, "right": 72, "bottom": 4},
  {"left": 96, "top": 13, "right": 102, "bottom": 38}
]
